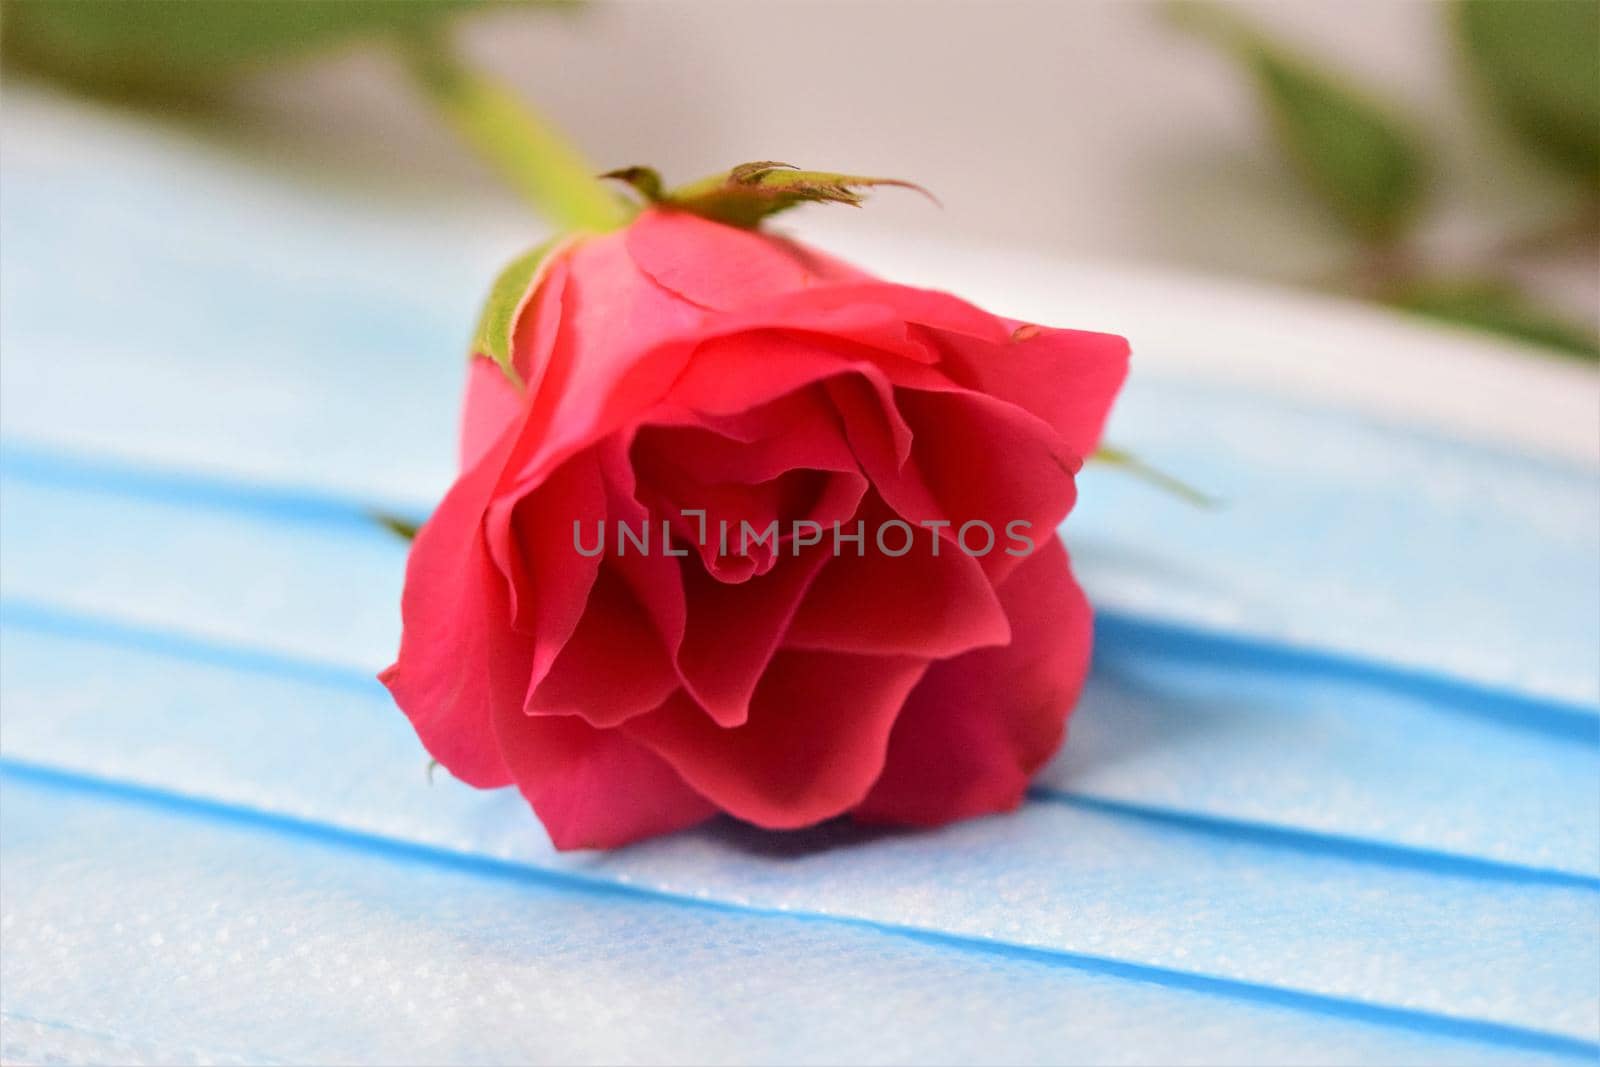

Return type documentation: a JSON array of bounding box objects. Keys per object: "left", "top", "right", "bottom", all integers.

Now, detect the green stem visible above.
[
  {"left": 370, "top": 509, "right": 420, "bottom": 542},
  {"left": 402, "top": 27, "right": 627, "bottom": 232},
  {"left": 1091, "top": 446, "right": 1219, "bottom": 509}
]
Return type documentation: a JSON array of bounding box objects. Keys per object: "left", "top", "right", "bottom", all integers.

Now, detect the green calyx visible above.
[
  {"left": 603, "top": 161, "right": 936, "bottom": 229},
  {"left": 463, "top": 160, "right": 930, "bottom": 392},
  {"left": 469, "top": 237, "right": 568, "bottom": 388}
]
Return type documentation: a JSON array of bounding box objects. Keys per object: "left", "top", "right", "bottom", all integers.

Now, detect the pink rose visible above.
[{"left": 382, "top": 209, "right": 1128, "bottom": 849}]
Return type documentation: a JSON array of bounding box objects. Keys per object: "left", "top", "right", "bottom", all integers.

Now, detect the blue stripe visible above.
[
  {"left": 1032, "top": 789, "right": 1600, "bottom": 891},
  {"left": 4, "top": 435, "right": 1596, "bottom": 736},
  {"left": 4, "top": 595, "right": 1594, "bottom": 891},
  {"left": 0, "top": 439, "right": 428, "bottom": 533},
  {"left": 3, "top": 756, "right": 1596, "bottom": 1062},
  {"left": 0, "top": 598, "right": 384, "bottom": 698},
  {"left": 1093, "top": 613, "right": 1600, "bottom": 745}
]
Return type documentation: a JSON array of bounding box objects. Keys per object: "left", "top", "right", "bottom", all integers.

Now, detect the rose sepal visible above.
[{"left": 604, "top": 161, "right": 936, "bottom": 229}]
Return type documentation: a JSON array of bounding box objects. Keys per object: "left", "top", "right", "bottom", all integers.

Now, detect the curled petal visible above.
[
  {"left": 381, "top": 434, "right": 527, "bottom": 788},
  {"left": 485, "top": 447, "right": 606, "bottom": 680},
  {"left": 675, "top": 541, "right": 834, "bottom": 727},
  {"left": 785, "top": 494, "right": 1011, "bottom": 659},
  {"left": 625, "top": 208, "right": 871, "bottom": 311},
  {"left": 624, "top": 650, "right": 928, "bottom": 828},
  {"left": 895, "top": 387, "right": 1079, "bottom": 581},
  {"left": 855, "top": 535, "right": 1092, "bottom": 826},
  {"left": 459, "top": 356, "right": 523, "bottom": 472},
  {"left": 631, "top": 391, "right": 864, "bottom": 583},
  {"left": 927, "top": 322, "right": 1130, "bottom": 459},
  {"left": 523, "top": 565, "right": 680, "bottom": 729},
  {"left": 496, "top": 229, "right": 708, "bottom": 498},
  {"left": 493, "top": 702, "right": 716, "bottom": 850}
]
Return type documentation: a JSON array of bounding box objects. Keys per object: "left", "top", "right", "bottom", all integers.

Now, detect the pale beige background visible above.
[{"left": 215, "top": 0, "right": 1595, "bottom": 329}]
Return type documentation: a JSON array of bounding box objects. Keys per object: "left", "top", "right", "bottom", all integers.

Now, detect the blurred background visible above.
[{"left": 4, "top": 0, "right": 1597, "bottom": 358}]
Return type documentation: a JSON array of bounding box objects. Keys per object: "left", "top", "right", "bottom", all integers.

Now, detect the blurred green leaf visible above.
[
  {"left": 1454, "top": 0, "right": 1600, "bottom": 183},
  {"left": 1387, "top": 279, "right": 1600, "bottom": 360},
  {"left": 1174, "top": 4, "right": 1428, "bottom": 242},
  {"left": 4, "top": 1, "right": 621, "bottom": 239},
  {"left": 666, "top": 162, "right": 936, "bottom": 229},
  {"left": 1252, "top": 52, "right": 1428, "bottom": 240},
  {"left": 1, "top": 0, "right": 489, "bottom": 101}
]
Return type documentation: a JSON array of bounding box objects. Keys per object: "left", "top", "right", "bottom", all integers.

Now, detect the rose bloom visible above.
[{"left": 383, "top": 210, "right": 1128, "bottom": 849}]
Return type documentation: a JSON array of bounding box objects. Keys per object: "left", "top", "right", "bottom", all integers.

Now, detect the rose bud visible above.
[{"left": 382, "top": 165, "right": 1129, "bottom": 849}]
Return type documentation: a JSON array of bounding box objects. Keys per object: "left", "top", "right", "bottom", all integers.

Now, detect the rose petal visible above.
[
  {"left": 634, "top": 388, "right": 859, "bottom": 485},
  {"left": 625, "top": 209, "right": 871, "bottom": 311},
  {"left": 497, "top": 231, "right": 708, "bottom": 496},
  {"left": 494, "top": 292, "right": 956, "bottom": 510},
  {"left": 854, "top": 535, "right": 1092, "bottom": 826},
  {"left": 666, "top": 333, "right": 949, "bottom": 547},
  {"left": 485, "top": 447, "right": 606, "bottom": 679},
  {"left": 493, "top": 705, "right": 716, "bottom": 850},
  {"left": 648, "top": 473, "right": 806, "bottom": 582},
  {"left": 632, "top": 385, "right": 865, "bottom": 583},
  {"left": 785, "top": 493, "right": 1011, "bottom": 658},
  {"left": 524, "top": 564, "right": 680, "bottom": 728},
  {"left": 695, "top": 282, "right": 1011, "bottom": 359},
  {"left": 459, "top": 357, "right": 524, "bottom": 472},
  {"left": 596, "top": 437, "right": 691, "bottom": 667},
  {"left": 507, "top": 247, "right": 571, "bottom": 398},
  {"left": 822, "top": 374, "right": 939, "bottom": 520},
  {"left": 667, "top": 331, "right": 853, "bottom": 417},
  {"left": 895, "top": 386, "right": 1079, "bottom": 581},
  {"left": 624, "top": 650, "right": 928, "bottom": 828},
  {"left": 925, "top": 322, "right": 1130, "bottom": 458},
  {"left": 676, "top": 542, "right": 834, "bottom": 727},
  {"left": 381, "top": 434, "right": 527, "bottom": 789}
]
